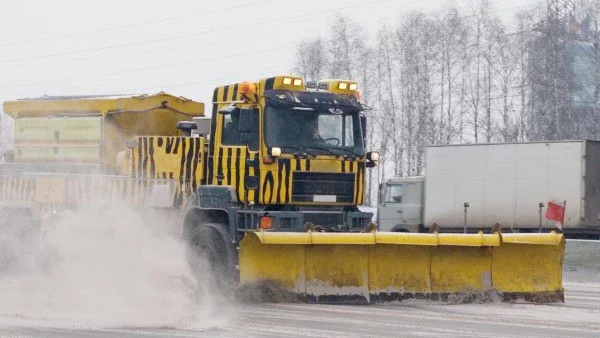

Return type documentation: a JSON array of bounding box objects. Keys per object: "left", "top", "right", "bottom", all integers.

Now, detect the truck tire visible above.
[{"left": 186, "top": 224, "right": 233, "bottom": 290}]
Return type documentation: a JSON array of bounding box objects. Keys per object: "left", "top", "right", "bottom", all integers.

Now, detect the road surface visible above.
[{"left": 0, "top": 281, "right": 598, "bottom": 338}]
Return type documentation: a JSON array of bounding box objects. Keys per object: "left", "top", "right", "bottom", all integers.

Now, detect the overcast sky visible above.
[{"left": 0, "top": 0, "right": 537, "bottom": 140}]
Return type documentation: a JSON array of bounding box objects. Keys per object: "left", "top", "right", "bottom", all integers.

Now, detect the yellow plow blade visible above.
[{"left": 239, "top": 231, "right": 565, "bottom": 303}]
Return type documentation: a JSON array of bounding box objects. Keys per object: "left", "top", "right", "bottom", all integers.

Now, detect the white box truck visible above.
[{"left": 378, "top": 140, "right": 600, "bottom": 239}]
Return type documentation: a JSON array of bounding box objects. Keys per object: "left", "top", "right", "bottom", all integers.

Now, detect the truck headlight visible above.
[
  {"left": 270, "top": 147, "right": 282, "bottom": 157},
  {"left": 367, "top": 151, "right": 380, "bottom": 162}
]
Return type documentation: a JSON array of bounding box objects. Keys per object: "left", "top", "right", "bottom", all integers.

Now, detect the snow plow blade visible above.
[{"left": 238, "top": 231, "right": 565, "bottom": 304}]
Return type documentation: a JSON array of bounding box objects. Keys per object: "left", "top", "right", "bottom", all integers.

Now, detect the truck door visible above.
[
  {"left": 378, "top": 180, "right": 424, "bottom": 232},
  {"left": 214, "top": 108, "right": 259, "bottom": 203},
  {"left": 378, "top": 182, "right": 404, "bottom": 231}
]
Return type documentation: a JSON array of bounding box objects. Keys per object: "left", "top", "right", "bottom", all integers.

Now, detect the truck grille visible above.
[
  {"left": 291, "top": 172, "right": 355, "bottom": 203},
  {"left": 304, "top": 212, "right": 345, "bottom": 227}
]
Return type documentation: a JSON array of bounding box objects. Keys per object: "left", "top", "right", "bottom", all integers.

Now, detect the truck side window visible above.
[
  {"left": 221, "top": 111, "right": 241, "bottom": 146},
  {"left": 240, "top": 108, "right": 259, "bottom": 151},
  {"left": 221, "top": 109, "right": 259, "bottom": 150},
  {"left": 384, "top": 184, "right": 403, "bottom": 203}
]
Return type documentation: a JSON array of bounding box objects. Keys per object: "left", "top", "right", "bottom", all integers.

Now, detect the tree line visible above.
[{"left": 292, "top": 0, "right": 600, "bottom": 206}]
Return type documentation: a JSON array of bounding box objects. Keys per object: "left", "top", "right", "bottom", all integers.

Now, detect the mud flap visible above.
[{"left": 239, "top": 231, "right": 565, "bottom": 303}]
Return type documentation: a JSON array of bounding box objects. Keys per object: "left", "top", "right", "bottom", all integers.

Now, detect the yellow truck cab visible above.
[{"left": 179, "top": 75, "right": 379, "bottom": 283}]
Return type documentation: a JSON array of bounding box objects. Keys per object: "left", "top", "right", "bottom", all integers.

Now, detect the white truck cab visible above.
[{"left": 378, "top": 176, "right": 425, "bottom": 232}]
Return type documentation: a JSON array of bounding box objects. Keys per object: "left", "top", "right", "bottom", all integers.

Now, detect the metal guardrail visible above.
[{"left": 565, "top": 239, "right": 600, "bottom": 271}]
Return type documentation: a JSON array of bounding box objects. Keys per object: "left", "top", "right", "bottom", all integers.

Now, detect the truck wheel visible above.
[{"left": 186, "top": 224, "right": 233, "bottom": 289}]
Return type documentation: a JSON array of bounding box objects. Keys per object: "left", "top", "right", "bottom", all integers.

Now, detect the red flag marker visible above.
[{"left": 546, "top": 200, "right": 566, "bottom": 229}]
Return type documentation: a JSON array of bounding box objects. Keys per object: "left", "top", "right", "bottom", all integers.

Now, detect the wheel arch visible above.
[
  {"left": 181, "top": 185, "right": 239, "bottom": 243},
  {"left": 182, "top": 207, "right": 231, "bottom": 241}
]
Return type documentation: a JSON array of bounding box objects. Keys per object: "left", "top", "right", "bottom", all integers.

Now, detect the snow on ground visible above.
[{"left": 0, "top": 277, "right": 598, "bottom": 337}]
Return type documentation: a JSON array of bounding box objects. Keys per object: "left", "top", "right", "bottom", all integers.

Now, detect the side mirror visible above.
[
  {"left": 245, "top": 175, "right": 259, "bottom": 190},
  {"left": 176, "top": 121, "right": 197, "bottom": 136},
  {"left": 360, "top": 113, "right": 367, "bottom": 140},
  {"left": 218, "top": 104, "right": 237, "bottom": 115}
]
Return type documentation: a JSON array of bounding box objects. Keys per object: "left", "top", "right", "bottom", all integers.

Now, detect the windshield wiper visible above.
[
  {"left": 304, "top": 145, "right": 363, "bottom": 158},
  {"left": 328, "top": 146, "right": 363, "bottom": 157},
  {"left": 303, "top": 145, "right": 343, "bottom": 158},
  {"left": 279, "top": 145, "right": 316, "bottom": 157}
]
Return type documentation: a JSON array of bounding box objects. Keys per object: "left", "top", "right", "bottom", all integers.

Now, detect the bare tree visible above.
[
  {"left": 293, "top": 38, "right": 328, "bottom": 81},
  {"left": 513, "top": 10, "right": 536, "bottom": 141},
  {"left": 290, "top": 0, "right": 600, "bottom": 201},
  {"left": 494, "top": 27, "right": 520, "bottom": 142},
  {"left": 328, "top": 15, "right": 357, "bottom": 78},
  {"left": 439, "top": 9, "right": 469, "bottom": 144}
]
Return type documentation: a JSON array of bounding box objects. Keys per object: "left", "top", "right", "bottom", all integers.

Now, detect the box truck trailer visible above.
[{"left": 378, "top": 140, "right": 600, "bottom": 239}]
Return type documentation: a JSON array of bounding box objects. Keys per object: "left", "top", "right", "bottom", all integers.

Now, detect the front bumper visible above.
[{"left": 239, "top": 209, "right": 374, "bottom": 232}]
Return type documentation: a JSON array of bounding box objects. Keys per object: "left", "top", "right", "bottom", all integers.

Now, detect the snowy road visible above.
[{"left": 1, "top": 281, "right": 599, "bottom": 338}]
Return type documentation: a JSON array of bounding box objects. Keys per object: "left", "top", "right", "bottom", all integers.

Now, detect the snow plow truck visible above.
[{"left": 1, "top": 75, "right": 565, "bottom": 303}]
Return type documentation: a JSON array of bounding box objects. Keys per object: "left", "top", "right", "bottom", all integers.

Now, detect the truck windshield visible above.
[
  {"left": 383, "top": 184, "right": 403, "bottom": 203},
  {"left": 265, "top": 105, "right": 365, "bottom": 156}
]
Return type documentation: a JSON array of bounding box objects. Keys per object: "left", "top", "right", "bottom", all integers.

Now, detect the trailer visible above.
[{"left": 378, "top": 140, "right": 600, "bottom": 239}]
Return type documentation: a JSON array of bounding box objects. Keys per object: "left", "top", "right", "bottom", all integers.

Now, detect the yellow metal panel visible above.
[
  {"left": 13, "top": 146, "right": 53, "bottom": 161},
  {"left": 4, "top": 93, "right": 204, "bottom": 119},
  {"left": 58, "top": 116, "right": 103, "bottom": 141},
  {"left": 438, "top": 233, "right": 501, "bottom": 247},
  {"left": 258, "top": 159, "right": 361, "bottom": 206},
  {"left": 305, "top": 245, "right": 370, "bottom": 299},
  {"left": 14, "top": 145, "right": 102, "bottom": 162},
  {"left": 16, "top": 116, "right": 103, "bottom": 143},
  {"left": 131, "top": 136, "right": 205, "bottom": 197},
  {"left": 310, "top": 232, "right": 375, "bottom": 245},
  {"left": 254, "top": 231, "right": 312, "bottom": 245},
  {"left": 319, "top": 79, "right": 358, "bottom": 96},
  {"left": 211, "top": 87, "right": 226, "bottom": 186},
  {"left": 375, "top": 232, "right": 500, "bottom": 246},
  {"left": 266, "top": 75, "right": 306, "bottom": 91},
  {"left": 238, "top": 231, "right": 565, "bottom": 302},
  {"left": 231, "top": 147, "right": 248, "bottom": 202},
  {"left": 6, "top": 94, "right": 203, "bottom": 169},
  {"left": 56, "top": 146, "right": 101, "bottom": 161},
  {"left": 376, "top": 232, "right": 439, "bottom": 245},
  {"left": 501, "top": 232, "right": 563, "bottom": 245},
  {"left": 492, "top": 241, "right": 564, "bottom": 293},
  {"left": 110, "top": 109, "right": 196, "bottom": 137},
  {"left": 356, "top": 162, "right": 365, "bottom": 205},
  {"left": 4, "top": 94, "right": 204, "bottom": 166},
  {"left": 14, "top": 118, "right": 53, "bottom": 141},
  {"left": 308, "top": 159, "right": 340, "bottom": 172},
  {"left": 254, "top": 232, "right": 376, "bottom": 245},
  {"left": 369, "top": 244, "right": 431, "bottom": 293},
  {"left": 430, "top": 246, "right": 493, "bottom": 292},
  {"left": 239, "top": 232, "right": 306, "bottom": 291}
]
